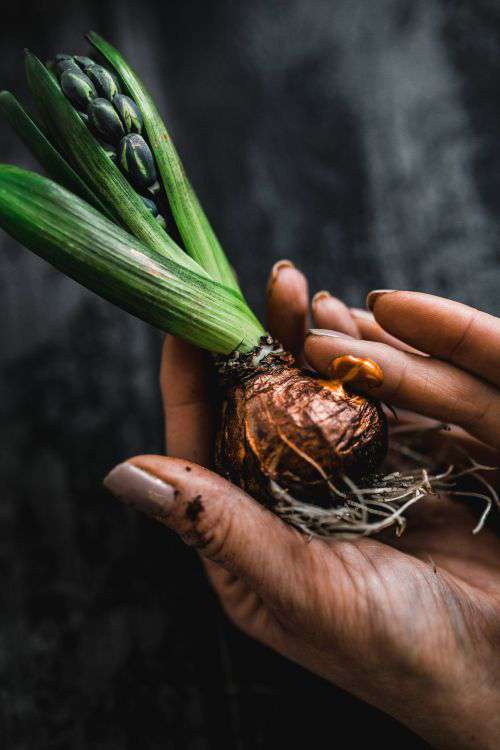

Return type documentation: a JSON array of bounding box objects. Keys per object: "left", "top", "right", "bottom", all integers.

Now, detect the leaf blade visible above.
[
  {"left": 0, "top": 165, "right": 264, "bottom": 353},
  {"left": 0, "top": 90, "right": 113, "bottom": 218},
  {"left": 88, "top": 31, "right": 240, "bottom": 292}
]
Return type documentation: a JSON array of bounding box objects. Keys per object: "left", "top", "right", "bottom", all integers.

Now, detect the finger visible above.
[
  {"left": 387, "top": 411, "right": 500, "bottom": 476},
  {"left": 305, "top": 330, "right": 500, "bottom": 449},
  {"left": 367, "top": 291, "right": 500, "bottom": 388},
  {"left": 266, "top": 260, "right": 309, "bottom": 357},
  {"left": 103, "top": 455, "right": 315, "bottom": 611},
  {"left": 350, "top": 308, "right": 423, "bottom": 354},
  {"left": 160, "top": 336, "right": 213, "bottom": 466},
  {"left": 311, "top": 292, "right": 361, "bottom": 338}
]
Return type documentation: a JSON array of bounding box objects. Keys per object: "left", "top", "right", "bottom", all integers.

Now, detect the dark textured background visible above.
[{"left": 1, "top": 1, "right": 500, "bottom": 747}]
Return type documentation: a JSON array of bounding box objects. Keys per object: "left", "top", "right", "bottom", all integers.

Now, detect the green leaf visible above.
[
  {"left": 24, "top": 51, "right": 209, "bottom": 278},
  {"left": 0, "top": 165, "right": 264, "bottom": 353},
  {"left": 88, "top": 31, "right": 240, "bottom": 292},
  {"left": 0, "top": 90, "right": 112, "bottom": 218}
]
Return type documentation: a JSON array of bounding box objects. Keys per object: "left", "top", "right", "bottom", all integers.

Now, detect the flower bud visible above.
[
  {"left": 84, "top": 64, "right": 120, "bottom": 100},
  {"left": 141, "top": 195, "right": 160, "bottom": 216},
  {"left": 88, "top": 98, "right": 125, "bottom": 143},
  {"left": 113, "top": 94, "right": 143, "bottom": 134},
  {"left": 74, "top": 55, "right": 96, "bottom": 70},
  {"left": 54, "top": 56, "right": 81, "bottom": 77},
  {"left": 140, "top": 195, "right": 166, "bottom": 227},
  {"left": 119, "top": 133, "right": 157, "bottom": 191},
  {"left": 60, "top": 69, "right": 97, "bottom": 111}
]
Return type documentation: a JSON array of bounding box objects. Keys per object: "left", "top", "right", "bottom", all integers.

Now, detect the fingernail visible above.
[
  {"left": 312, "top": 290, "right": 331, "bottom": 306},
  {"left": 366, "top": 289, "right": 396, "bottom": 311},
  {"left": 307, "top": 328, "right": 354, "bottom": 340},
  {"left": 104, "top": 462, "right": 176, "bottom": 520},
  {"left": 268, "top": 259, "right": 296, "bottom": 290}
]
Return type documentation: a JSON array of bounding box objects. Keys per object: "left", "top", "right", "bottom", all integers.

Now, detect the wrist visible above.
[{"left": 391, "top": 675, "right": 500, "bottom": 750}]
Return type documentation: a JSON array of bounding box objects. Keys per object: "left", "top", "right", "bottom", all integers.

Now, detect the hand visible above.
[
  {"left": 307, "top": 288, "right": 500, "bottom": 456},
  {"left": 104, "top": 264, "right": 500, "bottom": 750}
]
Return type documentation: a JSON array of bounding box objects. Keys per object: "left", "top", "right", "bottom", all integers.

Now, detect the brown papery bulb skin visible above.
[{"left": 215, "top": 344, "right": 388, "bottom": 508}]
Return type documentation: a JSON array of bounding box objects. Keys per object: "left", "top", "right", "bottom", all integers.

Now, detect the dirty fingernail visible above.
[
  {"left": 312, "top": 290, "right": 331, "bottom": 305},
  {"left": 366, "top": 289, "right": 396, "bottom": 311},
  {"left": 268, "top": 259, "right": 296, "bottom": 290},
  {"left": 104, "top": 462, "right": 176, "bottom": 519}
]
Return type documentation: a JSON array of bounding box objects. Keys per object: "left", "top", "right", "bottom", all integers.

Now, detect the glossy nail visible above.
[{"left": 104, "top": 462, "right": 176, "bottom": 519}]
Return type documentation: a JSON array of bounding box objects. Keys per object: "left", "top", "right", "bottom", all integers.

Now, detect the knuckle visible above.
[
  {"left": 447, "top": 310, "right": 479, "bottom": 361},
  {"left": 390, "top": 356, "right": 411, "bottom": 400},
  {"left": 457, "top": 396, "right": 492, "bottom": 432}
]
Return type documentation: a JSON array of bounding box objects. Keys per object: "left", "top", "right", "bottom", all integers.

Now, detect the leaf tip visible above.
[
  {"left": 85, "top": 30, "right": 100, "bottom": 44},
  {"left": 0, "top": 90, "right": 12, "bottom": 113},
  {"left": 24, "top": 49, "right": 40, "bottom": 72}
]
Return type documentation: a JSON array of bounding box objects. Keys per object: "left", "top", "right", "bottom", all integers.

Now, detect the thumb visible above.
[{"left": 103, "top": 455, "right": 307, "bottom": 604}]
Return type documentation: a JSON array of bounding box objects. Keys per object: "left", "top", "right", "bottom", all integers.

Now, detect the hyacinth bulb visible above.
[{"left": 215, "top": 343, "right": 388, "bottom": 508}]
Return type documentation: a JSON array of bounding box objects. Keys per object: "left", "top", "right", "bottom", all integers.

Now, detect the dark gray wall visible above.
[{"left": 1, "top": 0, "right": 499, "bottom": 747}]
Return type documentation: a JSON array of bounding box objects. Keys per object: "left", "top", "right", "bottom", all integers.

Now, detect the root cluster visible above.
[{"left": 272, "top": 424, "right": 499, "bottom": 539}]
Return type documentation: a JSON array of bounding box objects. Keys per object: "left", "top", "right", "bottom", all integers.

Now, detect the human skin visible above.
[{"left": 105, "top": 263, "right": 500, "bottom": 749}]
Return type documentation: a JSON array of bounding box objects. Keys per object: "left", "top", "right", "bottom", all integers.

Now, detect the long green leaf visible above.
[
  {"left": 0, "top": 90, "right": 113, "bottom": 219},
  {"left": 88, "top": 31, "right": 239, "bottom": 292},
  {"left": 24, "top": 52, "right": 209, "bottom": 278},
  {"left": 0, "top": 165, "right": 264, "bottom": 353}
]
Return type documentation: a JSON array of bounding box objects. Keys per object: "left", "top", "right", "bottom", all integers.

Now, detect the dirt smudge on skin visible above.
[{"left": 186, "top": 495, "right": 204, "bottom": 522}]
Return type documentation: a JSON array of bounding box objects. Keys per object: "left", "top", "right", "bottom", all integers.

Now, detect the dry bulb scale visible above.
[{"left": 0, "top": 34, "right": 496, "bottom": 538}]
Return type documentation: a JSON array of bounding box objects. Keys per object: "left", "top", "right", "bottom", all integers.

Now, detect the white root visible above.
[{"left": 271, "top": 426, "right": 498, "bottom": 539}]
